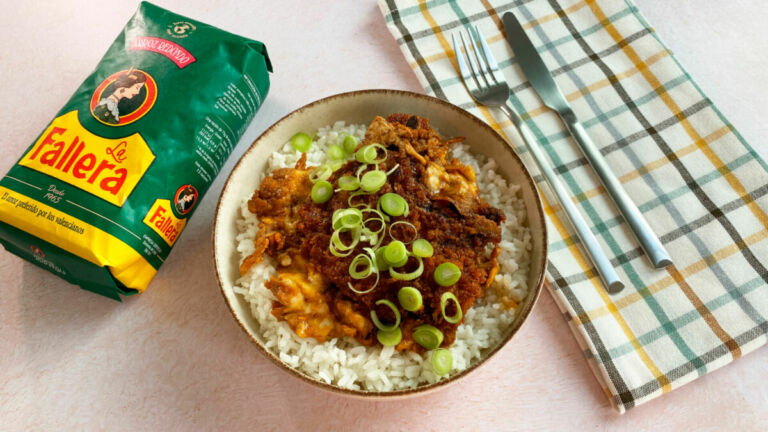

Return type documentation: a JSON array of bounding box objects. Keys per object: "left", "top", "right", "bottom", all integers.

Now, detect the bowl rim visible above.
[{"left": 212, "top": 88, "right": 548, "bottom": 398}]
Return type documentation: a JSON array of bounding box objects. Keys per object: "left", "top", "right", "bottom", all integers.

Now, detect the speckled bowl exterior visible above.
[{"left": 212, "top": 89, "right": 548, "bottom": 398}]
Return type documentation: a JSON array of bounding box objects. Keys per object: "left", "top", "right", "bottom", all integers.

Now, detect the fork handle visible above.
[
  {"left": 564, "top": 119, "right": 672, "bottom": 269},
  {"left": 499, "top": 103, "right": 624, "bottom": 293}
]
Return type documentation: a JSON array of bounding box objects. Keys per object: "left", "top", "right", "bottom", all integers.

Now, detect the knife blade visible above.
[
  {"left": 502, "top": 11, "right": 673, "bottom": 269},
  {"left": 502, "top": 12, "right": 571, "bottom": 114}
]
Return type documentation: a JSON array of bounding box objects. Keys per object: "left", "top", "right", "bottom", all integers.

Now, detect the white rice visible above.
[{"left": 233, "top": 121, "right": 532, "bottom": 391}]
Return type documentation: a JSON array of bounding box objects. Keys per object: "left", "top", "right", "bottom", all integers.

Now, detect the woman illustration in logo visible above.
[
  {"left": 92, "top": 68, "right": 147, "bottom": 125},
  {"left": 174, "top": 185, "right": 198, "bottom": 215}
]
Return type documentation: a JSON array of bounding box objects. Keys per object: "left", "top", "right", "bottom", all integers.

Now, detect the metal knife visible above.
[{"left": 502, "top": 11, "right": 672, "bottom": 269}]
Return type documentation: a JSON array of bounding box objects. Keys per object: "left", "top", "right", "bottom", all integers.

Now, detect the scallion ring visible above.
[
  {"left": 343, "top": 134, "right": 359, "bottom": 154},
  {"left": 360, "top": 170, "right": 387, "bottom": 193},
  {"left": 430, "top": 349, "right": 453, "bottom": 376},
  {"left": 327, "top": 144, "right": 345, "bottom": 161},
  {"left": 374, "top": 247, "right": 390, "bottom": 272},
  {"left": 389, "top": 254, "right": 423, "bottom": 280},
  {"left": 377, "top": 328, "right": 402, "bottom": 347},
  {"left": 290, "top": 132, "right": 312, "bottom": 153},
  {"left": 434, "top": 262, "right": 461, "bottom": 286},
  {"left": 309, "top": 165, "right": 333, "bottom": 183},
  {"left": 337, "top": 175, "right": 359, "bottom": 191},
  {"left": 332, "top": 208, "right": 363, "bottom": 230},
  {"left": 368, "top": 143, "right": 388, "bottom": 164},
  {"left": 349, "top": 253, "right": 374, "bottom": 279},
  {"left": 329, "top": 241, "right": 355, "bottom": 257},
  {"left": 413, "top": 324, "right": 444, "bottom": 350},
  {"left": 412, "top": 239, "right": 434, "bottom": 258},
  {"left": 383, "top": 240, "right": 407, "bottom": 266},
  {"left": 328, "top": 160, "right": 344, "bottom": 172},
  {"left": 330, "top": 227, "right": 360, "bottom": 251},
  {"left": 389, "top": 221, "right": 418, "bottom": 243},
  {"left": 440, "top": 292, "right": 463, "bottom": 324},
  {"left": 355, "top": 163, "right": 368, "bottom": 180},
  {"left": 370, "top": 299, "right": 401, "bottom": 332},
  {"left": 347, "top": 191, "right": 370, "bottom": 208},
  {"left": 355, "top": 144, "right": 387, "bottom": 164},
  {"left": 397, "top": 286, "right": 422, "bottom": 312},
  {"left": 378, "top": 193, "right": 408, "bottom": 217},
  {"left": 346, "top": 271, "right": 379, "bottom": 294},
  {"left": 355, "top": 145, "right": 378, "bottom": 164},
  {"left": 311, "top": 180, "right": 333, "bottom": 204}
]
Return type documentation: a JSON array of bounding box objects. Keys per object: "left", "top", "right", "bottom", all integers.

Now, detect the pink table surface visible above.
[{"left": 1, "top": 1, "right": 766, "bottom": 430}]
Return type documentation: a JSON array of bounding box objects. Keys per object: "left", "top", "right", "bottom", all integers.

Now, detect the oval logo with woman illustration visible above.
[
  {"left": 174, "top": 184, "right": 198, "bottom": 216},
  {"left": 90, "top": 68, "right": 157, "bottom": 126}
]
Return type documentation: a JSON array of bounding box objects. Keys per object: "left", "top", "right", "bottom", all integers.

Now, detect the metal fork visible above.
[{"left": 452, "top": 28, "right": 624, "bottom": 293}]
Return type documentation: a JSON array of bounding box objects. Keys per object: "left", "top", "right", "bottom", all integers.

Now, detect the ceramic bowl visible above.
[{"left": 212, "top": 89, "right": 547, "bottom": 397}]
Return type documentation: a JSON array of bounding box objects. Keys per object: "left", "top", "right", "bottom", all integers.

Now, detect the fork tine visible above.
[
  {"left": 467, "top": 27, "right": 491, "bottom": 80},
  {"left": 459, "top": 31, "right": 487, "bottom": 87},
  {"left": 473, "top": 25, "right": 503, "bottom": 83},
  {"left": 452, "top": 33, "right": 473, "bottom": 84}
]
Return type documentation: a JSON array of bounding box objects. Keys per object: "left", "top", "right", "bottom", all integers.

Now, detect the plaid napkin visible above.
[{"left": 378, "top": 0, "right": 768, "bottom": 413}]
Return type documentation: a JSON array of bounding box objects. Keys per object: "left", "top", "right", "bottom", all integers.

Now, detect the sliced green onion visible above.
[
  {"left": 397, "top": 286, "right": 422, "bottom": 312},
  {"left": 347, "top": 191, "right": 370, "bottom": 208},
  {"left": 434, "top": 262, "right": 461, "bottom": 286},
  {"left": 377, "top": 328, "right": 402, "bottom": 347},
  {"left": 355, "top": 144, "right": 387, "bottom": 164},
  {"left": 361, "top": 210, "right": 386, "bottom": 235},
  {"left": 330, "top": 244, "right": 354, "bottom": 257},
  {"left": 374, "top": 247, "right": 391, "bottom": 272},
  {"left": 378, "top": 193, "right": 408, "bottom": 217},
  {"left": 337, "top": 175, "right": 359, "bottom": 191},
  {"left": 389, "top": 255, "right": 423, "bottom": 280},
  {"left": 430, "top": 349, "right": 453, "bottom": 376},
  {"left": 370, "top": 299, "right": 401, "bottom": 332},
  {"left": 361, "top": 230, "right": 380, "bottom": 248},
  {"left": 440, "top": 292, "right": 463, "bottom": 324},
  {"left": 368, "top": 144, "right": 388, "bottom": 163},
  {"left": 356, "top": 145, "right": 378, "bottom": 163},
  {"left": 332, "top": 208, "right": 363, "bottom": 230},
  {"left": 328, "top": 160, "right": 345, "bottom": 172},
  {"left": 343, "top": 134, "right": 359, "bottom": 154},
  {"left": 390, "top": 255, "right": 408, "bottom": 268},
  {"left": 309, "top": 165, "right": 332, "bottom": 183},
  {"left": 330, "top": 226, "right": 360, "bottom": 252},
  {"left": 290, "top": 132, "right": 312, "bottom": 153},
  {"left": 311, "top": 180, "right": 333, "bottom": 203},
  {"left": 413, "top": 324, "right": 443, "bottom": 350},
  {"left": 329, "top": 232, "right": 356, "bottom": 257},
  {"left": 346, "top": 271, "right": 379, "bottom": 294},
  {"left": 412, "top": 239, "right": 434, "bottom": 258},
  {"left": 383, "top": 240, "right": 407, "bottom": 265},
  {"left": 389, "top": 221, "right": 418, "bottom": 243},
  {"left": 362, "top": 246, "right": 378, "bottom": 267},
  {"left": 346, "top": 249, "right": 380, "bottom": 294},
  {"left": 360, "top": 170, "right": 387, "bottom": 192},
  {"left": 327, "top": 144, "right": 345, "bottom": 160},
  {"left": 355, "top": 163, "right": 369, "bottom": 179},
  {"left": 349, "top": 253, "right": 374, "bottom": 279},
  {"left": 361, "top": 207, "right": 386, "bottom": 221},
  {"left": 361, "top": 211, "right": 386, "bottom": 248}
]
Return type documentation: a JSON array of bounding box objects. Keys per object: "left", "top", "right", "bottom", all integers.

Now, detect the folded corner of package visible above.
[{"left": 0, "top": 2, "right": 272, "bottom": 300}]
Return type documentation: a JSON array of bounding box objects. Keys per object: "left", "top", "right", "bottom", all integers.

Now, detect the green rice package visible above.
[{"left": 0, "top": 2, "right": 272, "bottom": 300}]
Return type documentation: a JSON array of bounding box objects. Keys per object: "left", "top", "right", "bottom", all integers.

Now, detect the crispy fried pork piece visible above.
[{"left": 240, "top": 114, "right": 504, "bottom": 352}]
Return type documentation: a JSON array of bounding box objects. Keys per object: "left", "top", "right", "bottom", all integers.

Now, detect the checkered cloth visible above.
[{"left": 378, "top": 0, "right": 768, "bottom": 413}]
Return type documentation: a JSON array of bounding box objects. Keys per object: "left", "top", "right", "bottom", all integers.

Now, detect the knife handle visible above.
[
  {"left": 564, "top": 119, "right": 672, "bottom": 269},
  {"left": 499, "top": 103, "right": 624, "bottom": 293}
]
